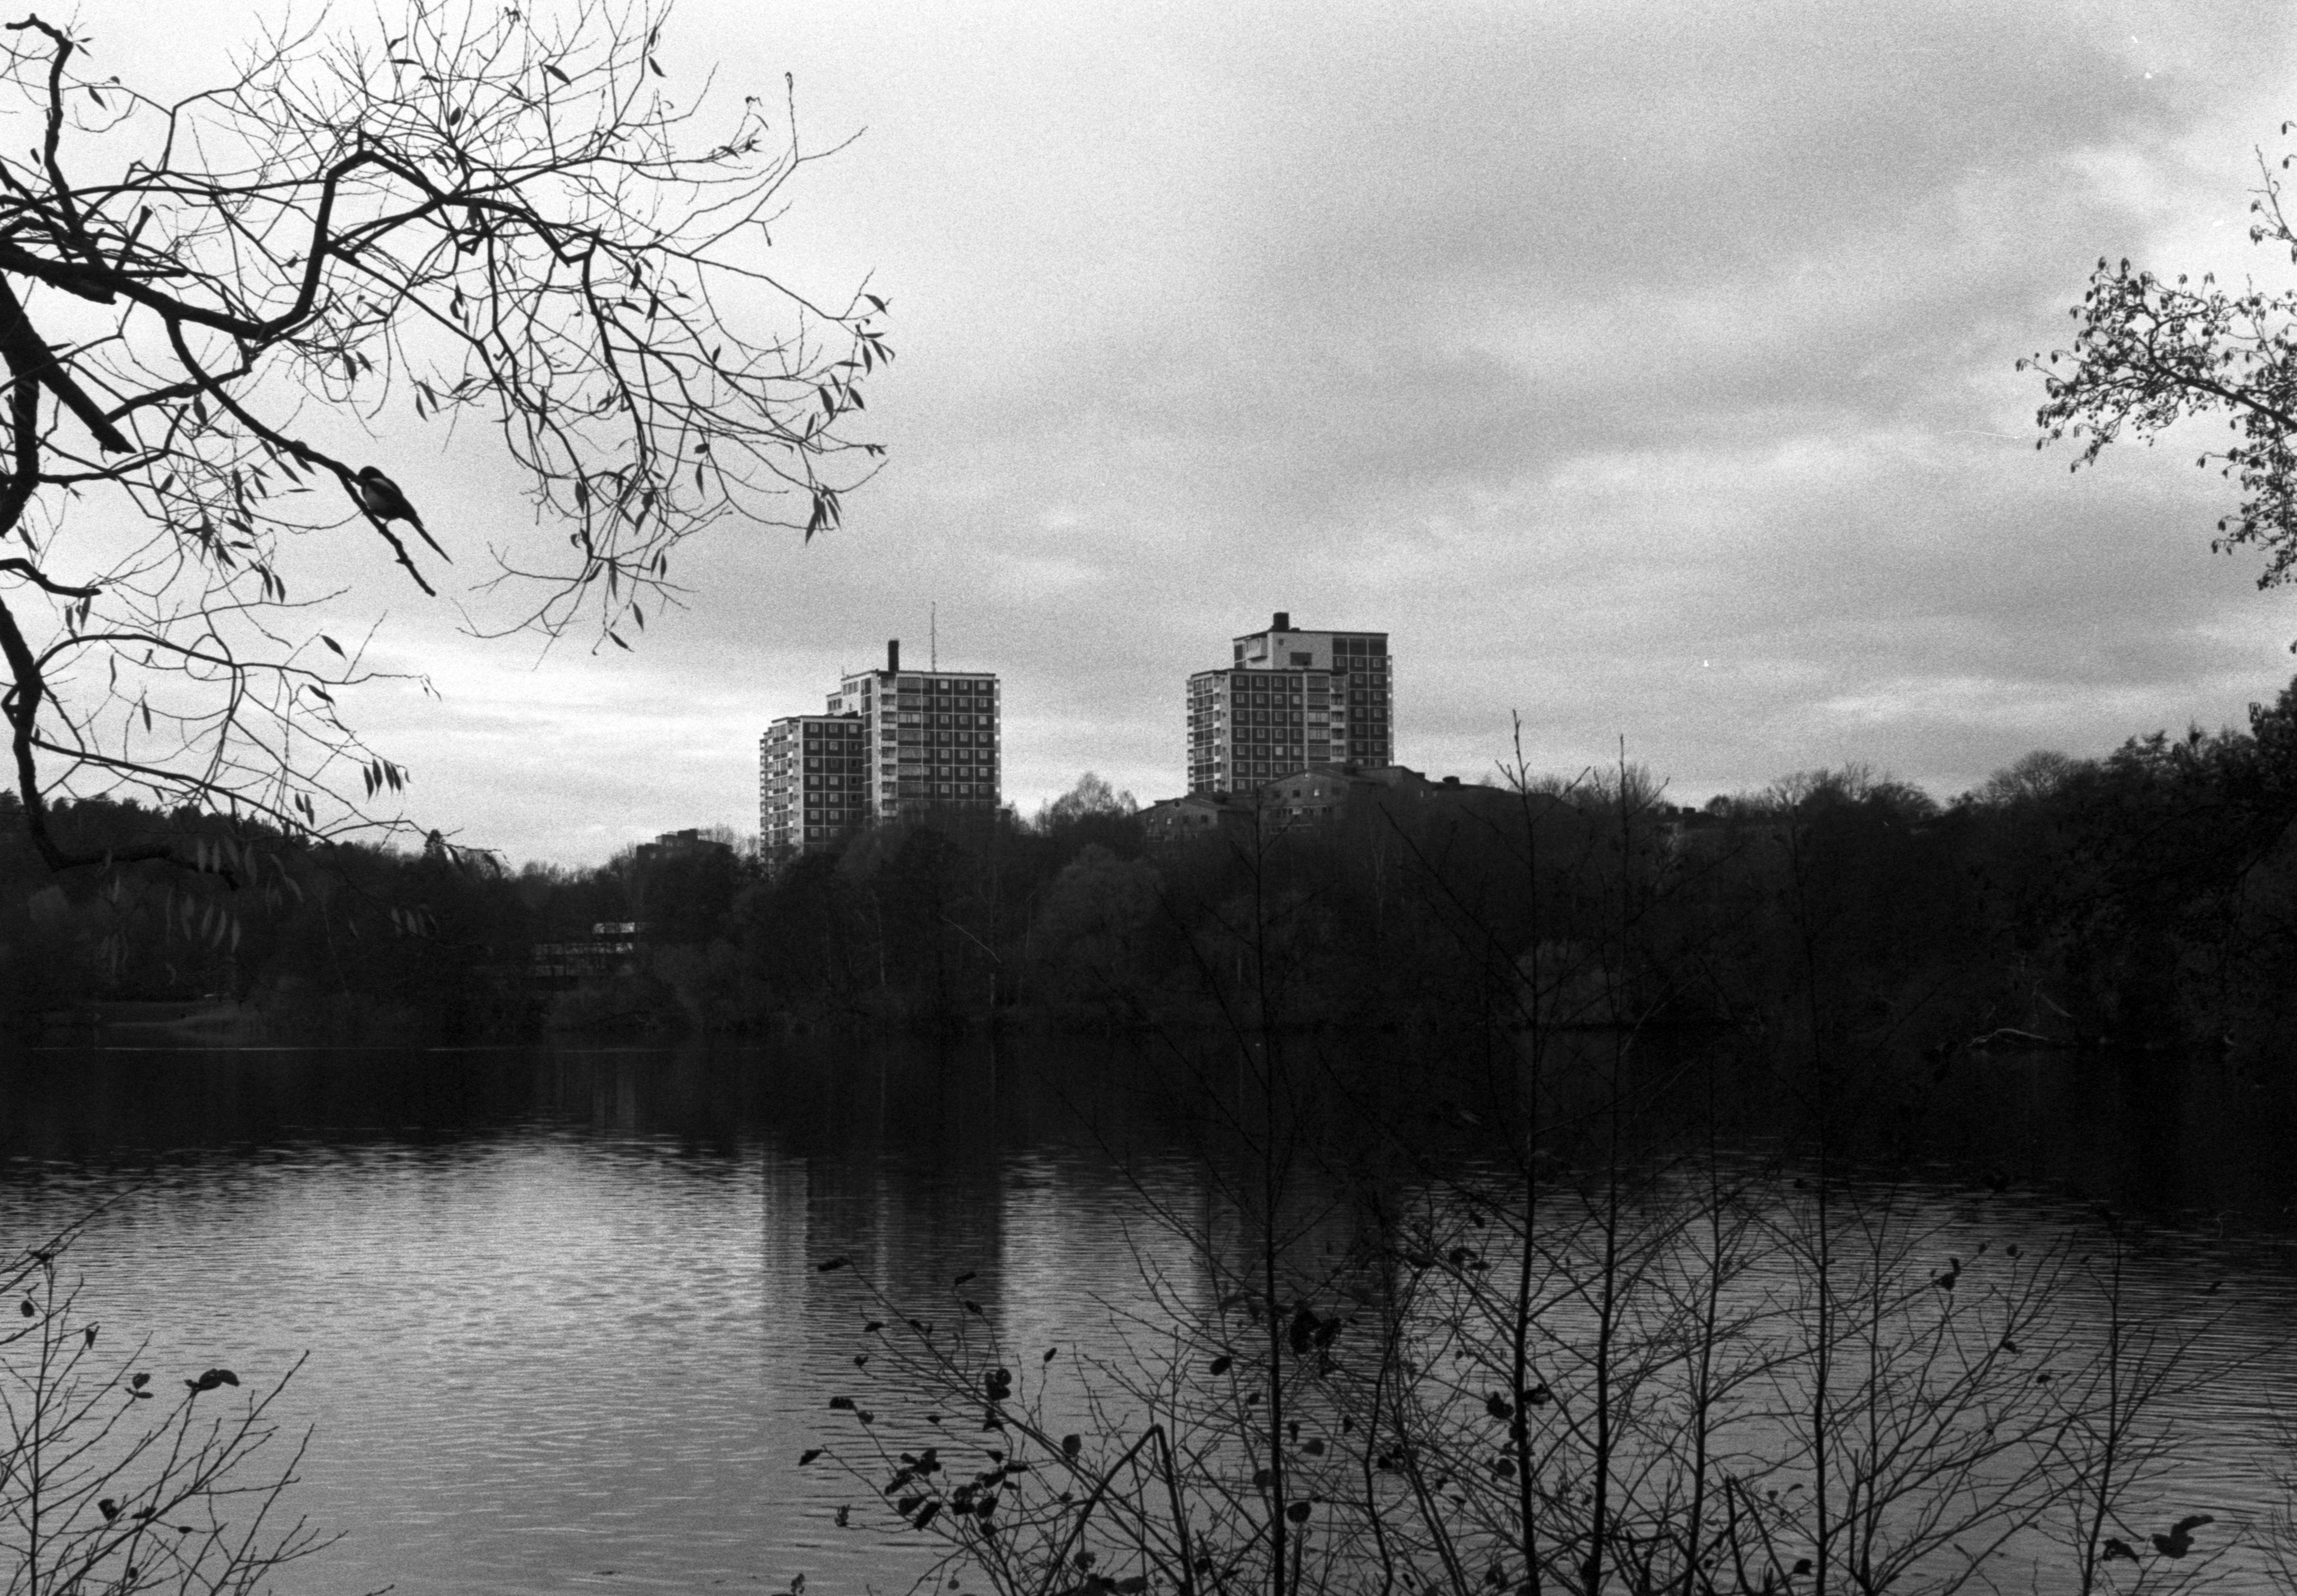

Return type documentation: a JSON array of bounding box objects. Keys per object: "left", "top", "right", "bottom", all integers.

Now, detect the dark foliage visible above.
[{"left": 7, "top": 681, "right": 2297, "bottom": 1061}]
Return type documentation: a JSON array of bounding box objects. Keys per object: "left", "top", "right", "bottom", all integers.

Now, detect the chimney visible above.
[
  {"left": 887, "top": 638, "right": 900, "bottom": 674},
  {"left": 1272, "top": 611, "right": 1290, "bottom": 632}
]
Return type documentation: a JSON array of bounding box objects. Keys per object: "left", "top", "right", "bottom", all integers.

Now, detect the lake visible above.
[{"left": 0, "top": 1037, "right": 2293, "bottom": 1596}]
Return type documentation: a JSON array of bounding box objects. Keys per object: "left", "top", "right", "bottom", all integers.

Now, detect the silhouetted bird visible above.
[
  {"left": 1933, "top": 1257, "right": 1961, "bottom": 1291},
  {"left": 2100, "top": 1537, "right": 2138, "bottom": 1563},
  {"left": 2152, "top": 1514, "right": 2215, "bottom": 1558},
  {"left": 356, "top": 467, "right": 425, "bottom": 532}
]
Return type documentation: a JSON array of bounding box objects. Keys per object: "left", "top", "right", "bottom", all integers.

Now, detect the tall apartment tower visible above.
[
  {"left": 758, "top": 715, "right": 869, "bottom": 854},
  {"left": 760, "top": 638, "right": 1002, "bottom": 855},
  {"left": 1185, "top": 612, "right": 1392, "bottom": 794}
]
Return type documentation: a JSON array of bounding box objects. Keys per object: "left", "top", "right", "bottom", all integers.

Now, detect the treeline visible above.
[{"left": 5, "top": 677, "right": 2297, "bottom": 1058}]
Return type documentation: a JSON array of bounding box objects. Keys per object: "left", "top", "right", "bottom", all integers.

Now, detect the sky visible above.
[{"left": 86, "top": 1, "right": 2297, "bottom": 864}]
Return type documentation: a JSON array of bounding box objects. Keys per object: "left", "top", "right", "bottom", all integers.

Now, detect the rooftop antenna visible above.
[{"left": 931, "top": 603, "right": 938, "bottom": 671}]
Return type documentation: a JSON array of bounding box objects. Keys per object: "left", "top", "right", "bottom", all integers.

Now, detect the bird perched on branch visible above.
[
  {"left": 353, "top": 465, "right": 447, "bottom": 561},
  {"left": 356, "top": 466, "right": 425, "bottom": 531}
]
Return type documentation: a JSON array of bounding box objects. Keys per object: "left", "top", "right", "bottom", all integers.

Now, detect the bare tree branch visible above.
[{"left": 0, "top": 0, "right": 889, "bottom": 869}]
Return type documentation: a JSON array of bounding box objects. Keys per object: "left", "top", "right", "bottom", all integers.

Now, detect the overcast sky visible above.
[{"left": 101, "top": 2, "right": 2297, "bottom": 863}]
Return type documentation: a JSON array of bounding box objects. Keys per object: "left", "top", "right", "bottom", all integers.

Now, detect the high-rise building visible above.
[
  {"left": 758, "top": 714, "right": 870, "bottom": 855},
  {"left": 830, "top": 639, "right": 1002, "bottom": 822},
  {"left": 1186, "top": 612, "right": 1392, "bottom": 794},
  {"left": 760, "top": 638, "right": 1002, "bottom": 856}
]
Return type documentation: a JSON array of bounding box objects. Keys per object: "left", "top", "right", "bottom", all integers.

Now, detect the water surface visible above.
[{"left": 0, "top": 1039, "right": 2291, "bottom": 1596}]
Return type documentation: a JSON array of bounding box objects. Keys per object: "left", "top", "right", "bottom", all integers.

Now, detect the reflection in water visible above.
[
  {"left": 0, "top": 1040, "right": 1207, "bottom": 1596},
  {"left": 0, "top": 1039, "right": 2288, "bottom": 1596}
]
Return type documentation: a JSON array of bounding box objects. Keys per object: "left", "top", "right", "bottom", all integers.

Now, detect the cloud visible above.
[{"left": 56, "top": 0, "right": 2297, "bottom": 861}]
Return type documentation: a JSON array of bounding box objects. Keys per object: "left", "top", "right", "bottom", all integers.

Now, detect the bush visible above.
[{"left": 0, "top": 1224, "right": 332, "bottom": 1595}]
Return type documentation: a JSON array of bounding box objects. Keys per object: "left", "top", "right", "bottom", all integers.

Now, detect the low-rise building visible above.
[
  {"left": 633, "top": 827, "right": 735, "bottom": 865},
  {"left": 1257, "top": 766, "right": 1366, "bottom": 832},
  {"left": 531, "top": 921, "right": 641, "bottom": 985},
  {"left": 1144, "top": 765, "right": 1410, "bottom": 845},
  {"left": 1140, "top": 792, "right": 1253, "bottom": 850}
]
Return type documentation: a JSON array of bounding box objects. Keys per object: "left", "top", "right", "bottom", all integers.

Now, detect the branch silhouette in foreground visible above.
[{"left": 0, "top": 0, "right": 889, "bottom": 870}]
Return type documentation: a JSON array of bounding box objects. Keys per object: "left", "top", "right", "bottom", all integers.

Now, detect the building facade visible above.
[
  {"left": 760, "top": 638, "right": 1002, "bottom": 856},
  {"left": 1140, "top": 791, "right": 1253, "bottom": 850},
  {"left": 758, "top": 714, "right": 871, "bottom": 854},
  {"left": 1185, "top": 612, "right": 1392, "bottom": 794},
  {"left": 531, "top": 922, "right": 640, "bottom": 986}
]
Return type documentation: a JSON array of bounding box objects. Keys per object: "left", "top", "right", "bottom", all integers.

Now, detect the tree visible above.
[
  {"left": 2, "top": 1226, "right": 334, "bottom": 1596},
  {"left": 1035, "top": 771, "right": 1137, "bottom": 831},
  {"left": 2024, "top": 126, "right": 2297, "bottom": 585},
  {"left": 1029, "top": 841, "right": 1162, "bottom": 1012},
  {"left": 0, "top": 0, "right": 888, "bottom": 871},
  {"left": 1970, "top": 749, "right": 2083, "bottom": 808}
]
